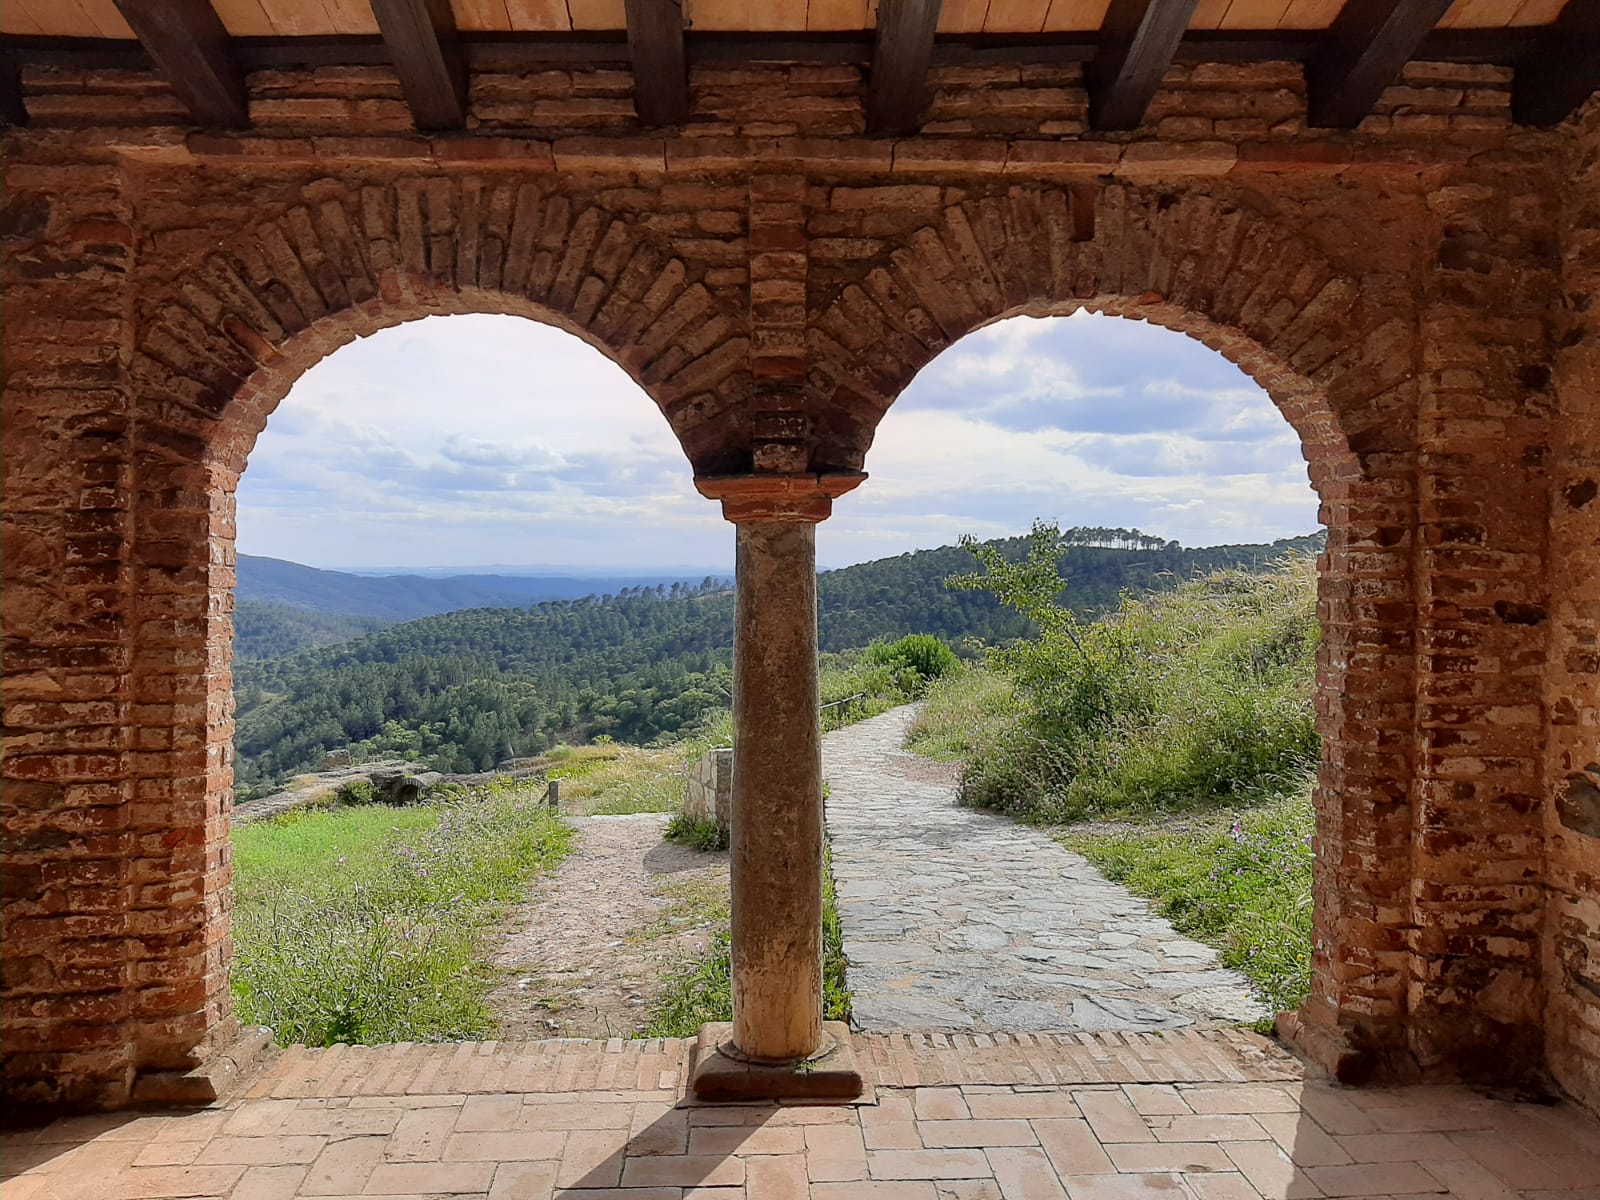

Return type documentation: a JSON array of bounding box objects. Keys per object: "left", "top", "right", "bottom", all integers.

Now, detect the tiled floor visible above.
[{"left": 3, "top": 1032, "right": 1597, "bottom": 1199}]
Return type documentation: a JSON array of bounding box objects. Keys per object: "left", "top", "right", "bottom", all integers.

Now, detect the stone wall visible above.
[{"left": 2, "top": 59, "right": 1595, "bottom": 1112}]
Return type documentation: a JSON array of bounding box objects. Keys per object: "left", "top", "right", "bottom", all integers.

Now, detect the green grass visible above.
[
  {"left": 1058, "top": 782, "right": 1315, "bottom": 1026},
  {"left": 906, "top": 666, "right": 1015, "bottom": 762},
  {"left": 664, "top": 813, "right": 729, "bottom": 852},
  {"left": 915, "top": 550, "right": 1319, "bottom": 823},
  {"left": 231, "top": 782, "right": 573, "bottom": 1046},
  {"left": 642, "top": 845, "right": 851, "bottom": 1038}
]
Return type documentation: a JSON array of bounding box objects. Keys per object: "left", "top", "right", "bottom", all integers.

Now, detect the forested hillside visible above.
[
  {"left": 234, "top": 528, "right": 1323, "bottom": 794},
  {"left": 235, "top": 602, "right": 394, "bottom": 659}
]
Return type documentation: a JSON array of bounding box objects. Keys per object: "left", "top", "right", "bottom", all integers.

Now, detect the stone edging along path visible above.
[{"left": 823, "top": 706, "right": 1269, "bottom": 1035}]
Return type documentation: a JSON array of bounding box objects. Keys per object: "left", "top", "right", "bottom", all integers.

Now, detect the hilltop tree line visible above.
[{"left": 234, "top": 530, "right": 1324, "bottom": 794}]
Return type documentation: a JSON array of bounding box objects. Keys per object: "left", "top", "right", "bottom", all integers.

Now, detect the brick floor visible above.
[{"left": 3, "top": 1033, "right": 1597, "bottom": 1199}]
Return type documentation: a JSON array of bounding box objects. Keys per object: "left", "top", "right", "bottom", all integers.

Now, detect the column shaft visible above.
[{"left": 729, "top": 518, "right": 824, "bottom": 1063}]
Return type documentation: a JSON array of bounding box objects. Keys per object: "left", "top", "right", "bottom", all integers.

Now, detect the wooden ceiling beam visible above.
[
  {"left": 111, "top": 0, "right": 248, "bottom": 127},
  {"left": 1088, "top": 0, "right": 1203, "bottom": 131},
  {"left": 0, "top": 60, "right": 26, "bottom": 126},
  {"left": 1513, "top": 0, "right": 1599, "bottom": 127},
  {"left": 1307, "top": 0, "right": 1455, "bottom": 129},
  {"left": 370, "top": 0, "right": 467, "bottom": 130},
  {"left": 625, "top": 0, "right": 688, "bottom": 126},
  {"left": 866, "top": 0, "right": 943, "bottom": 135}
]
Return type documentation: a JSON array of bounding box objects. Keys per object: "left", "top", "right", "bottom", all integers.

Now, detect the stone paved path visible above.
[{"left": 825, "top": 706, "right": 1269, "bottom": 1034}]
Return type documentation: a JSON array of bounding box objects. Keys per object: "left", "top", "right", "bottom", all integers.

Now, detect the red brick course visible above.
[{"left": 2, "top": 63, "right": 1595, "bottom": 1114}]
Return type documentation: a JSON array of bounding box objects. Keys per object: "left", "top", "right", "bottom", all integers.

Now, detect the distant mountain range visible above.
[{"left": 238, "top": 554, "right": 727, "bottom": 621}]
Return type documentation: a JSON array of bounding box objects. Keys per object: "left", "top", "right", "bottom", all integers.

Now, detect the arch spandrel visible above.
[
  {"left": 802, "top": 183, "right": 1417, "bottom": 487},
  {"left": 127, "top": 175, "right": 756, "bottom": 480}
]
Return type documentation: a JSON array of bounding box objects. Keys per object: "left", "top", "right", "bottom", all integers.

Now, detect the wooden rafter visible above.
[
  {"left": 371, "top": 0, "right": 467, "bottom": 130},
  {"left": 0, "top": 60, "right": 25, "bottom": 127},
  {"left": 1307, "top": 0, "right": 1456, "bottom": 129},
  {"left": 866, "top": 0, "right": 943, "bottom": 135},
  {"left": 1513, "top": 0, "right": 1600, "bottom": 127},
  {"left": 111, "top": 0, "right": 248, "bottom": 127},
  {"left": 1088, "top": 0, "right": 1202, "bottom": 131},
  {"left": 625, "top": 0, "right": 688, "bottom": 126}
]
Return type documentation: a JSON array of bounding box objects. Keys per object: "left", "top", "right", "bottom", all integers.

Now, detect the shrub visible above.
[
  {"left": 950, "top": 521, "right": 1319, "bottom": 822},
  {"left": 861, "top": 633, "right": 959, "bottom": 685}
]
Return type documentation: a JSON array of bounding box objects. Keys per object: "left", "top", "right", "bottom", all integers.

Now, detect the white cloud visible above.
[{"left": 238, "top": 311, "right": 1320, "bottom": 571}]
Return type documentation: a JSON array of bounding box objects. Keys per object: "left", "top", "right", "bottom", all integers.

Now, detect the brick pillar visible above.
[
  {"left": 122, "top": 453, "right": 247, "bottom": 1103},
  {"left": 1404, "top": 170, "right": 1561, "bottom": 1081},
  {"left": 690, "top": 473, "right": 865, "bottom": 1101},
  {"left": 1546, "top": 104, "right": 1600, "bottom": 1111},
  {"left": 0, "top": 159, "right": 143, "bottom": 1111}
]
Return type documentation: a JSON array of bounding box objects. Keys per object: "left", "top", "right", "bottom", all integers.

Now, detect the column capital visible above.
[{"left": 694, "top": 472, "right": 868, "bottom": 523}]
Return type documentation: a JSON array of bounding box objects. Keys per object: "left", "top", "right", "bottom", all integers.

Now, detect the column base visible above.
[
  {"left": 689, "top": 1022, "right": 866, "bottom": 1103},
  {"left": 1277, "top": 1008, "right": 1415, "bottom": 1086},
  {"left": 131, "top": 1025, "right": 275, "bottom": 1108}
]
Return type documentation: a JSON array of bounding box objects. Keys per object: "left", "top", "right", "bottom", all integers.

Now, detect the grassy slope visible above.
[{"left": 232, "top": 784, "right": 572, "bottom": 1045}]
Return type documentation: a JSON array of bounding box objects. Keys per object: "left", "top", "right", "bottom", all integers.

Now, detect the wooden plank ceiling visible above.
[{"left": 0, "top": 0, "right": 1592, "bottom": 133}]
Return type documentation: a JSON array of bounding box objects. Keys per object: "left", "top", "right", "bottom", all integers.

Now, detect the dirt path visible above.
[{"left": 487, "top": 812, "right": 729, "bottom": 1039}]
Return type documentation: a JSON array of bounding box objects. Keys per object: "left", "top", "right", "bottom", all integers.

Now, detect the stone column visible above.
[
  {"left": 730, "top": 516, "right": 824, "bottom": 1062},
  {"left": 690, "top": 472, "right": 865, "bottom": 1101}
]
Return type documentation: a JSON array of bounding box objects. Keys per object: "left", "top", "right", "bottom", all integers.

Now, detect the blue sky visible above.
[{"left": 236, "top": 311, "right": 1319, "bottom": 571}]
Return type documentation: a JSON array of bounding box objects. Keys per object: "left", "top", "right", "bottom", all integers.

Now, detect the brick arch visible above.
[
  {"left": 114, "top": 175, "right": 756, "bottom": 1095},
  {"left": 131, "top": 176, "right": 754, "bottom": 479},
  {"left": 807, "top": 184, "right": 1425, "bottom": 1081}
]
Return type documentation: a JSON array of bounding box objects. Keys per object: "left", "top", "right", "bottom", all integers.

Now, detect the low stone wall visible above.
[{"left": 684, "top": 748, "right": 733, "bottom": 835}]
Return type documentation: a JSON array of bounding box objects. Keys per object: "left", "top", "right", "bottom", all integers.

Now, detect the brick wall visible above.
[
  {"left": 1, "top": 62, "right": 1594, "bottom": 1113},
  {"left": 1546, "top": 101, "right": 1600, "bottom": 1108}
]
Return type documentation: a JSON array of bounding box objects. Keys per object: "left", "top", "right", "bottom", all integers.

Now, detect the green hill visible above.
[{"left": 233, "top": 528, "right": 1324, "bottom": 792}]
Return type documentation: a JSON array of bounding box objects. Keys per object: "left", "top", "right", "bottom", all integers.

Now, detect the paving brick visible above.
[
  {"left": 362, "top": 1159, "right": 496, "bottom": 1194},
  {"left": 300, "top": 1134, "right": 384, "bottom": 1195},
  {"left": 443, "top": 1130, "right": 567, "bottom": 1161},
  {"left": 1057, "top": 1174, "right": 1197, "bottom": 1199},
  {"left": 386, "top": 1106, "right": 458, "bottom": 1161},
  {"left": 103, "top": 1165, "right": 246, "bottom": 1199},
  {"left": 688, "top": 1124, "right": 806, "bottom": 1155},
  {"left": 195, "top": 1135, "right": 326, "bottom": 1165},
  {"left": 985, "top": 1145, "right": 1069, "bottom": 1199},
  {"left": 918, "top": 1120, "right": 1038, "bottom": 1148},
  {"left": 487, "top": 1158, "right": 558, "bottom": 1200},
  {"left": 805, "top": 1123, "right": 869, "bottom": 1182},
  {"left": 1073, "top": 1093, "right": 1154, "bottom": 1144},
  {"left": 231, "top": 1164, "right": 310, "bottom": 1200},
  {"left": 1305, "top": 1160, "right": 1447, "bottom": 1196},
  {"left": 1033, "top": 1118, "right": 1115, "bottom": 1177},
  {"left": 619, "top": 1153, "right": 746, "bottom": 1187},
  {"left": 864, "top": 1121, "right": 924, "bottom": 1150},
  {"left": 1106, "top": 1141, "right": 1234, "bottom": 1174},
  {"left": 914, "top": 1089, "right": 973, "bottom": 1121},
  {"left": 1150, "top": 1115, "right": 1268, "bottom": 1143},
  {"left": 744, "top": 1152, "right": 811, "bottom": 1200},
  {"left": 1121, "top": 1086, "right": 1190, "bottom": 1117},
  {"left": 555, "top": 1129, "right": 626, "bottom": 1189},
  {"left": 867, "top": 1147, "right": 994, "bottom": 1180},
  {"left": 1222, "top": 1141, "right": 1323, "bottom": 1199},
  {"left": 967, "top": 1093, "right": 1082, "bottom": 1121},
  {"left": 1253, "top": 1112, "right": 1352, "bottom": 1166},
  {"left": 455, "top": 1093, "right": 521, "bottom": 1132}
]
